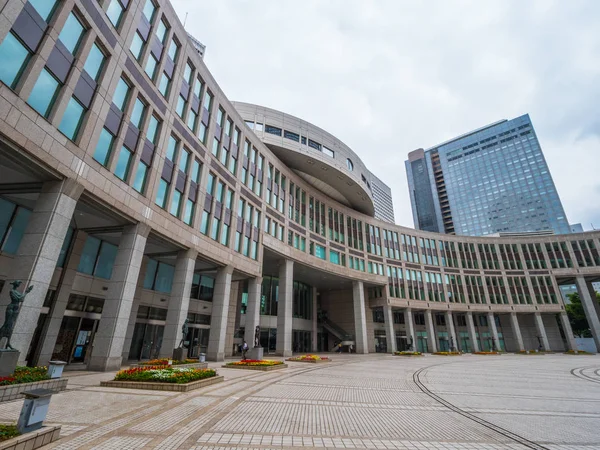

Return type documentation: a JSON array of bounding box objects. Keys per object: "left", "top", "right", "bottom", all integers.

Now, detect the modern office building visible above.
[
  {"left": 0, "top": 0, "right": 600, "bottom": 371},
  {"left": 406, "top": 115, "right": 571, "bottom": 236},
  {"left": 186, "top": 33, "right": 205, "bottom": 59}
]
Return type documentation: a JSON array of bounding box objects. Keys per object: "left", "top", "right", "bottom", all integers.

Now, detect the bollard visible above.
[
  {"left": 47, "top": 361, "right": 67, "bottom": 379},
  {"left": 17, "top": 389, "right": 56, "bottom": 434}
]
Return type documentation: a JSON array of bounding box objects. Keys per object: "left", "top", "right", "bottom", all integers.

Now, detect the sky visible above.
[{"left": 170, "top": 0, "right": 600, "bottom": 229}]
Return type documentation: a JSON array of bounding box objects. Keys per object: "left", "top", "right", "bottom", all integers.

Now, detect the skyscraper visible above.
[{"left": 406, "top": 114, "right": 570, "bottom": 236}]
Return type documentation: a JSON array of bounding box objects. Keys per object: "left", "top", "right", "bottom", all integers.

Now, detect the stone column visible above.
[
  {"left": 312, "top": 286, "right": 318, "bottom": 352},
  {"left": 0, "top": 179, "right": 82, "bottom": 363},
  {"left": 276, "top": 259, "right": 294, "bottom": 356},
  {"left": 534, "top": 312, "right": 550, "bottom": 351},
  {"left": 466, "top": 312, "right": 480, "bottom": 352},
  {"left": 35, "top": 230, "right": 88, "bottom": 365},
  {"left": 509, "top": 313, "right": 525, "bottom": 351},
  {"left": 559, "top": 312, "right": 577, "bottom": 351},
  {"left": 243, "top": 276, "right": 262, "bottom": 347},
  {"left": 384, "top": 305, "right": 397, "bottom": 353},
  {"left": 206, "top": 266, "right": 234, "bottom": 361},
  {"left": 575, "top": 276, "right": 600, "bottom": 351},
  {"left": 445, "top": 311, "right": 457, "bottom": 351},
  {"left": 404, "top": 308, "right": 416, "bottom": 351},
  {"left": 425, "top": 310, "right": 438, "bottom": 353},
  {"left": 160, "top": 249, "right": 198, "bottom": 357},
  {"left": 121, "top": 257, "right": 150, "bottom": 362},
  {"left": 352, "top": 280, "right": 368, "bottom": 354},
  {"left": 88, "top": 223, "right": 150, "bottom": 371},
  {"left": 488, "top": 312, "right": 500, "bottom": 351}
]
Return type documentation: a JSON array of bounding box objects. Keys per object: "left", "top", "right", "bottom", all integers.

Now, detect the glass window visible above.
[
  {"left": 29, "top": 0, "right": 58, "bottom": 22},
  {"left": 183, "top": 62, "right": 193, "bottom": 83},
  {"left": 83, "top": 43, "right": 106, "bottom": 81},
  {"left": 155, "top": 19, "right": 168, "bottom": 43},
  {"left": 146, "top": 115, "right": 160, "bottom": 143},
  {"left": 143, "top": 259, "right": 158, "bottom": 289},
  {"left": 176, "top": 95, "right": 185, "bottom": 117},
  {"left": 77, "top": 236, "right": 101, "bottom": 275},
  {"left": 56, "top": 227, "right": 74, "bottom": 268},
  {"left": 130, "top": 32, "right": 144, "bottom": 60},
  {"left": 166, "top": 136, "right": 178, "bottom": 162},
  {"left": 114, "top": 146, "right": 132, "bottom": 181},
  {"left": 106, "top": 0, "right": 125, "bottom": 28},
  {"left": 193, "top": 77, "right": 203, "bottom": 97},
  {"left": 132, "top": 162, "right": 148, "bottom": 193},
  {"left": 179, "top": 149, "right": 189, "bottom": 173},
  {"left": 58, "top": 97, "right": 85, "bottom": 140},
  {"left": 346, "top": 158, "right": 354, "bottom": 171},
  {"left": 323, "top": 146, "right": 334, "bottom": 158},
  {"left": 0, "top": 33, "right": 31, "bottom": 89},
  {"left": 28, "top": 68, "right": 60, "bottom": 117},
  {"left": 183, "top": 199, "right": 194, "bottom": 225},
  {"left": 113, "top": 77, "right": 130, "bottom": 111},
  {"left": 155, "top": 179, "right": 169, "bottom": 208},
  {"left": 154, "top": 263, "right": 175, "bottom": 293},
  {"left": 0, "top": 207, "right": 31, "bottom": 254},
  {"left": 168, "top": 39, "right": 179, "bottom": 60},
  {"left": 144, "top": 54, "right": 158, "bottom": 80},
  {"left": 186, "top": 109, "right": 197, "bottom": 130},
  {"left": 94, "top": 242, "right": 118, "bottom": 279},
  {"left": 158, "top": 72, "right": 170, "bottom": 97},
  {"left": 94, "top": 128, "right": 114, "bottom": 166},
  {"left": 58, "top": 13, "right": 85, "bottom": 55},
  {"left": 142, "top": 0, "right": 156, "bottom": 23},
  {"left": 170, "top": 190, "right": 182, "bottom": 217},
  {"left": 191, "top": 159, "right": 201, "bottom": 183},
  {"left": 130, "top": 97, "right": 146, "bottom": 129}
]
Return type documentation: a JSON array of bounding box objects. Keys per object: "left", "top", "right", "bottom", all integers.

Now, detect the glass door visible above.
[{"left": 71, "top": 318, "right": 98, "bottom": 363}]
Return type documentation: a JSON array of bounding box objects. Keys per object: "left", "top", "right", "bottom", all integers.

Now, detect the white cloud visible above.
[{"left": 171, "top": 0, "right": 600, "bottom": 229}]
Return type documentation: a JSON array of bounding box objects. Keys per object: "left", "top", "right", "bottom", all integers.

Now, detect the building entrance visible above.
[{"left": 129, "top": 322, "right": 164, "bottom": 360}]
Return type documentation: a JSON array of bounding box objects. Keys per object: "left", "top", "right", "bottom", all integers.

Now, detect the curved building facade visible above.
[{"left": 0, "top": 0, "right": 599, "bottom": 370}]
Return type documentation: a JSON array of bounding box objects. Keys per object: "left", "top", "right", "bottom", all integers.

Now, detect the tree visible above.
[{"left": 565, "top": 292, "right": 600, "bottom": 338}]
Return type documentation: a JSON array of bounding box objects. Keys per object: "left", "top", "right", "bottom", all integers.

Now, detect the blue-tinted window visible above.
[
  {"left": 113, "top": 77, "right": 130, "bottom": 111},
  {"left": 154, "top": 262, "right": 175, "bottom": 293},
  {"left": 130, "top": 32, "right": 144, "bottom": 60},
  {"left": 114, "top": 146, "right": 132, "bottom": 181},
  {"left": 58, "top": 13, "right": 85, "bottom": 55},
  {"left": 329, "top": 250, "right": 340, "bottom": 265},
  {"left": 106, "top": 0, "right": 126, "bottom": 28},
  {"left": 168, "top": 39, "right": 178, "bottom": 60},
  {"left": 179, "top": 149, "right": 189, "bottom": 173},
  {"left": 29, "top": 0, "right": 58, "bottom": 22},
  {"left": 56, "top": 226, "right": 74, "bottom": 268},
  {"left": 265, "top": 125, "right": 281, "bottom": 136},
  {"left": 155, "top": 19, "right": 168, "bottom": 43},
  {"left": 58, "top": 97, "right": 85, "bottom": 140},
  {"left": 190, "top": 160, "right": 201, "bottom": 183},
  {"left": 0, "top": 207, "right": 31, "bottom": 254},
  {"left": 144, "top": 54, "right": 158, "bottom": 80},
  {"left": 77, "top": 236, "right": 101, "bottom": 275},
  {"left": 83, "top": 43, "right": 106, "bottom": 81},
  {"left": 130, "top": 97, "right": 146, "bottom": 129},
  {"left": 143, "top": 258, "right": 159, "bottom": 289},
  {"left": 132, "top": 162, "right": 148, "bottom": 193},
  {"left": 0, "top": 198, "right": 17, "bottom": 245},
  {"left": 170, "top": 190, "right": 182, "bottom": 217},
  {"left": 183, "top": 199, "right": 194, "bottom": 225},
  {"left": 284, "top": 130, "right": 299, "bottom": 142},
  {"left": 94, "top": 242, "right": 118, "bottom": 279},
  {"left": 158, "top": 72, "right": 170, "bottom": 97},
  {"left": 28, "top": 68, "right": 60, "bottom": 117},
  {"left": 155, "top": 179, "right": 169, "bottom": 208},
  {"left": 314, "top": 244, "right": 326, "bottom": 260},
  {"left": 166, "top": 136, "right": 177, "bottom": 161},
  {"left": 143, "top": 0, "right": 156, "bottom": 23},
  {"left": 146, "top": 115, "right": 160, "bottom": 143},
  {"left": 94, "top": 128, "right": 114, "bottom": 166},
  {"left": 0, "top": 33, "right": 31, "bottom": 89}
]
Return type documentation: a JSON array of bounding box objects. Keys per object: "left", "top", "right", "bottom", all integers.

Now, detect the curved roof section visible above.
[{"left": 232, "top": 102, "right": 375, "bottom": 217}]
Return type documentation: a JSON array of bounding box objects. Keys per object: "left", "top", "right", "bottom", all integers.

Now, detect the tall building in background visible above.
[{"left": 405, "top": 114, "right": 571, "bottom": 236}]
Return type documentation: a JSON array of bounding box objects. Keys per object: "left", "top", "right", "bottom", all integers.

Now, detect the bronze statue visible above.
[
  {"left": 0, "top": 281, "right": 33, "bottom": 350},
  {"left": 178, "top": 318, "right": 189, "bottom": 348},
  {"left": 254, "top": 325, "right": 260, "bottom": 348}
]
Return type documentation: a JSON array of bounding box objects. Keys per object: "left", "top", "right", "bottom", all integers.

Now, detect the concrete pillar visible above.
[
  {"left": 35, "top": 230, "right": 88, "bottom": 365},
  {"left": 160, "top": 249, "right": 198, "bottom": 357},
  {"left": 559, "top": 312, "right": 578, "bottom": 351},
  {"left": 534, "top": 312, "right": 550, "bottom": 351},
  {"left": 352, "top": 280, "right": 368, "bottom": 354},
  {"left": 509, "top": 313, "right": 525, "bottom": 351},
  {"left": 425, "top": 310, "right": 437, "bottom": 353},
  {"left": 575, "top": 276, "right": 600, "bottom": 351},
  {"left": 121, "top": 256, "right": 150, "bottom": 362},
  {"left": 488, "top": 312, "right": 500, "bottom": 351},
  {"left": 445, "top": 311, "right": 457, "bottom": 351},
  {"left": 206, "top": 266, "right": 234, "bottom": 361},
  {"left": 276, "top": 259, "right": 294, "bottom": 356},
  {"left": 466, "top": 312, "right": 480, "bottom": 352},
  {"left": 384, "top": 305, "right": 397, "bottom": 353},
  {"left": 0, "top": 179, "right": 82, "bottom": 363},
  {"left": 243, "top": 276, "right": 262, "bottom": 347},
  {"left": 88, "top": 223, "right": 150, "bottom": 371},
  {"left": 404, "top": 308, "right": 415, "bottom": 351},
  {"left": 312, "top": 286, "right": 318, "bottom": 352}
]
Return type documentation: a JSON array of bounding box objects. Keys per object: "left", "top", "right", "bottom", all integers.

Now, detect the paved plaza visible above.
[{"left": 1, "top": 354, "right": 600, "bottom": 449}]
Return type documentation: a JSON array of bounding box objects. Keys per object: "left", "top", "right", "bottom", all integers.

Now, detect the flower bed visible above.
[
  {"left": 516, "top": 350, "right": 548, "bottom": 355},
  {"left": 0, "top": 424, "right": 60, "bottom": 449},
  {"left": 138, "top": 358, "right": 199, "bottom": 366},
  {"left": 433, "top": 351, "right": 461, "bottom": 356},
  {"left": 394, "top": 351, "right": 423, "bottom": 356},
  {"left": 101, "top": 366, "right": 223, "bottom": 392},
  {"left": 564, "top": 350, "right": 594, "bottom": 355},
  {"left": 0, "top": 367, "right": 49, "bottom": 387},
  {"left": 286, "top": 355, "right": 331, "bottom": 363},
  {"left": 473, "top": 351, "right": 500, "bottom": 355},
  {"left": 0, "top": 424, "right": 19, "bottom": 442},
  {"left": 224, "top": 360, "right": 287, "bottom": 371}
]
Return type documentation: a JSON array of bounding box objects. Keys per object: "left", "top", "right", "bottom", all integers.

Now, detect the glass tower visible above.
[{"left": 405, "top": 114, "right": 570, "bottom": 236}]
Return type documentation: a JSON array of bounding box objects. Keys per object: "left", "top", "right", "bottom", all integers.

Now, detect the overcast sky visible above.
[{"left": 171, "top": 0, "right": 600, "bottom": 230}]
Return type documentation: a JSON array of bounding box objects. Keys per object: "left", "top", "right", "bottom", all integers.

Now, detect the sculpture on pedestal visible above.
[
  {"left": 0, "top": 281, "right": 33, "bottom": 350},
  {"left": 254, "top": 325, "right": 260, "bottom": 348},
  {"left": 178, "top": 318, "right": 189, "bottom": 348}
]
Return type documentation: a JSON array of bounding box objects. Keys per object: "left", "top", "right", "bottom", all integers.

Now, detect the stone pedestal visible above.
[
  {"left": 247, "top": 347, "right": 263, "bottom": 360},
  {"left": 172, "top": 347, "right": 185, "bottom": 361},
  {"left": 0, "top": 350, "right": 19, "bottom": 377}
]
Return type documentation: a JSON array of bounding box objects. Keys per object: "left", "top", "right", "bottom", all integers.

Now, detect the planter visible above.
[
  {"left": 564, "top": 351, "right": 594, "bottom": 355},
  {"left": 433, "top": 352, "right": 461, "bottom": 356},
  {"left": 100, "top": 375, "right": 224, "bottom": 392},
  {"left": 223, "top": 364, "right": 288, "bottom": 371},
  {"left": 0, "top": 425, "right": 60, "bottom": 450},
  {"left": 394, "top": 352, "right": 423, "bottom": 357},
  {"left": 473, "top": 352, "right": 500, "bottom": 355},
  {"left": 0, "top": 379, "right": 68, "bottom": 403},
  {"left": 286, "top": 359, "right": 331, "bottom": 363},
  {"left": 130, "top": 362, "right": 208, "bottom": 370}
]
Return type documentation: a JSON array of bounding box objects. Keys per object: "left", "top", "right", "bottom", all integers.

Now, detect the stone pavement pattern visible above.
[{"left": 0, "top": 354, "right": 599, "bottom": 449}]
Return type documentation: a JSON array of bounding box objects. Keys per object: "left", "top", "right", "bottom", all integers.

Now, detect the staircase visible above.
[{"left": 322, "top": 318, "right": 355, "bottom": 347}]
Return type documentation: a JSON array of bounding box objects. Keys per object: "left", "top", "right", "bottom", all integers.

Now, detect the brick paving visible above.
[{"left": 0, "top": 354, "right": 598, "bottom": 449}]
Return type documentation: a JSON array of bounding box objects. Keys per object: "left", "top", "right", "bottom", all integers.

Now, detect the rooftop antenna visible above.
[{"left": 183, "top": 12, "right": 188, "bottom": 28}]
